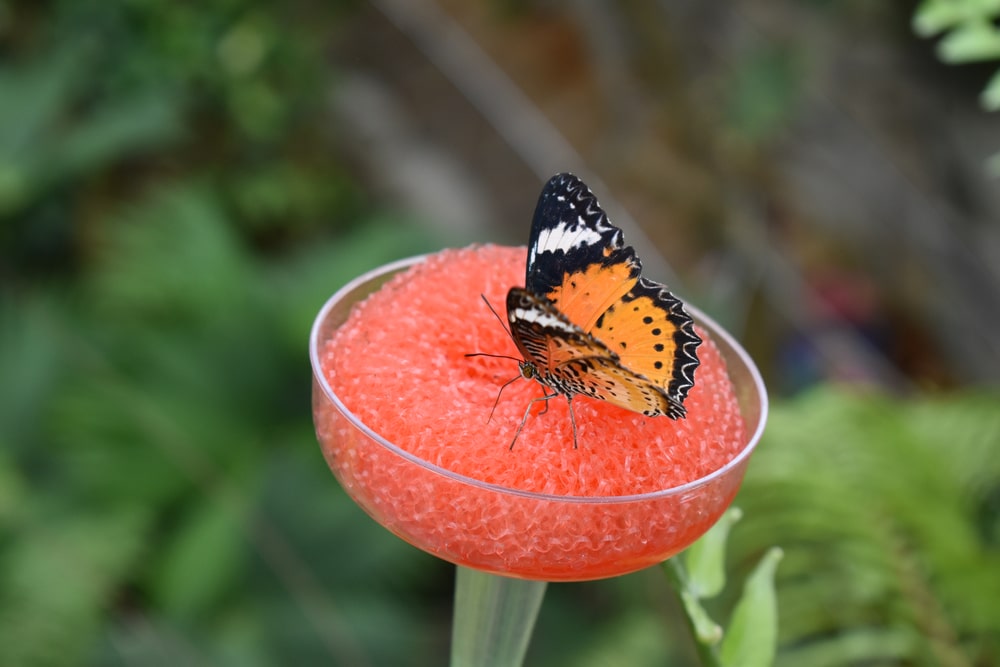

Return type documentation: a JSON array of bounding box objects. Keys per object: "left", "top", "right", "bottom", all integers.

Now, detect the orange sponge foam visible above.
[{"left": 314, "top": 245, "right": 752, "bottom": 580}]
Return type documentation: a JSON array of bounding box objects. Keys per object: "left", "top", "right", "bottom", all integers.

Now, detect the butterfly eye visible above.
[{"left": 519, "top": 362, "right": 536, "bottom": 380}]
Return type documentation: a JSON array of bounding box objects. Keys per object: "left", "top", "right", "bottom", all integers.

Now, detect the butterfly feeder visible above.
[{"left": 310, "top": 174, "right": 767, "bottom": 666}]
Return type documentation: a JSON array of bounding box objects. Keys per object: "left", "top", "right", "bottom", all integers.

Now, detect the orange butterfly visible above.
[{"left": 499, "top": 173, "right": 701, "bottom": 449}]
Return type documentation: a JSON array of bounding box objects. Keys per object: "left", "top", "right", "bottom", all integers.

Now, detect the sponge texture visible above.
[{"left": 313, "top": 245, "right": 752, "bottom": 580}]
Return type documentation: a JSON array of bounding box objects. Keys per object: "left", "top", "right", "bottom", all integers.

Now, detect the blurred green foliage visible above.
[
  {"left": 733, "top": 388, "right": 1000, "bottom": 667},
  {"left": 913, "top": 0, "right": 1000, "bottom": 174},
  {"left": 2, "top": 1, "right": 999, "bottom": 665},
  {"left": 0, "top": 1, "right": 451, "bottom": 665},
  {"left": 0, "top": 0, "right": 367, "bottom": 282},
  {"left": 665, "top": 510, "right": 782, "bottom": 667},
  {"left": 723, "top": 43, "right": 803, "bottom": 145}
]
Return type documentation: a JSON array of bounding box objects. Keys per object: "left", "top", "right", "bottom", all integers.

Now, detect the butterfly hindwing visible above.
[
  {"left": 560, "top": 356, "right": 680, "bottom": 417},
  {"left": 506, "top": 288, "right": 676, "bottom": 417},
  {"left": 506, "top": 288, "right": 610, "bottom": 376},
  {"left": 589, "top": 278, "right": 701, "bottom": 416}
]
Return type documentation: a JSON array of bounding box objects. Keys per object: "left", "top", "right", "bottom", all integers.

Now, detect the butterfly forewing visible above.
[
  {"left": 526, "top": 174, "right": 640, "bottom": 330},
  {"left": 506, "top": 288, "right": 610, "bottom": 375}
]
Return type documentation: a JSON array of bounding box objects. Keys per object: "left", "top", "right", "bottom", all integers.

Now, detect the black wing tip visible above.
[
  {"left": 546, "top": 172, "right": 582, "bottom": 188},
  {"left": 539, "top": 173, "right": 595, "bottom": 206},
  {"left": 528, "top": 171, "right": 640, "bottom": 290}
]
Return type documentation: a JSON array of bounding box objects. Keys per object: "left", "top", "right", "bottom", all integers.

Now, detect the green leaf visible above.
[
  {"left": 981, "top": 67, "right": 1000, "bottom": 110},
  {"left": 720, "top": 547, "right": 783, "bottom": 667},
  {"left": 912, "top": 0, "right": 953, "bottom": 36},
  {"left": 681, "top": 590, "right": 724, "bottom": 646},
  {"left": 912, "top": 0, "right": 1000, "bottom": 36},
  {"left": 684, "top": 507, "right": 743, "bottom": 599},
  {"left": 937, "top": 21, "right": 1000, "bottom": 63}
]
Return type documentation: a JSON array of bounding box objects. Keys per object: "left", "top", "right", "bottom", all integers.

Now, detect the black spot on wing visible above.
[{"left": 622, "top": 278, "right": 702, "bottom": 411}]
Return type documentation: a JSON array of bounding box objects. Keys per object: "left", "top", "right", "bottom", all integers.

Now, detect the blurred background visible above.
[{"left": 2, "top": 0, "right": 999, "bottom": 665}]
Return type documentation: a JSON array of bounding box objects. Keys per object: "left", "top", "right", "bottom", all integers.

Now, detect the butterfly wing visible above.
[
  {"left": 506, "top": 288, "right": 609, "bottom": 378},
  {"left": 561, "top": 356, "right": 683, "bottom": 417},
  {"left": 525, "top": 173, "right": 640, "bottom": 331},
  {"left": 590, "top": 278, "right": 701, "bottom": 417},
  {"left": 523, "top": 173, "right": 701, "bottom": 417},
  {"left": 507, "top": 288, "right": 678, "bottom": 417}
]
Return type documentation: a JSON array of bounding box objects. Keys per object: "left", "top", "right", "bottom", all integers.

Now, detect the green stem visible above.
[
  {"left": 450, "top": 567, "right": 548, "bottom": 667},
  {"left": 663, "top": 558, "right": 724, "bottom": 667}
]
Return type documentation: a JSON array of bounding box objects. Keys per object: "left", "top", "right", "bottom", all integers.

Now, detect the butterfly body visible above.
[{"left": 503, "top": 173, "right": 702, "bottom": 448}]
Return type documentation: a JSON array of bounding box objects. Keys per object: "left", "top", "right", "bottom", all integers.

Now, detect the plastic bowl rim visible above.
[{"left": 309, "top": 250, "right": 768, "bottom": 504}]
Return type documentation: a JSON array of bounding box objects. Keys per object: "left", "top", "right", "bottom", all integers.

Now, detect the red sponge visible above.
[{"left": 314, "top": 245, "right": 752, "bottom": 580}]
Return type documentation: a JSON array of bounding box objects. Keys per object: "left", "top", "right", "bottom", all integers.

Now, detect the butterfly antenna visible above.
[
  {"left": 479, "top": 294, "right": 514, "bottom": 341},
  {"left": 465, "top": 352, "right": 522, "bottom": 362},
  {"left": 465, "top": 295, "right": 520, "bottom": 362}
]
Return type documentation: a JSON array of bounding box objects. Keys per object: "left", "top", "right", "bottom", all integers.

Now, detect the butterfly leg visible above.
[
  {"left": 486, "top": 374, "right": 523, "bottom": 424},
  {"left": 510, "top": 392, "right": 560, "bottom": 451},
  {"left": 565, "top": 396, "right": 578, "bottom": 449}
]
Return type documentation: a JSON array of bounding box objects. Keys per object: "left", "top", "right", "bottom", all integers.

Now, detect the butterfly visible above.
[{"left": 489, "top": 173, "right": 702, "bottom": 450}]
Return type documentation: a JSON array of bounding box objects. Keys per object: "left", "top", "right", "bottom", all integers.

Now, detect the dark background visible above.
[{"left": 2, "top": 1, "right": 998, "bottom": 665}]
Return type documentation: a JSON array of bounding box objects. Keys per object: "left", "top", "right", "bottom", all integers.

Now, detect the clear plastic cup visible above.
[{"left": 310, "top": 254, "right": 768, "bottom": 582}]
